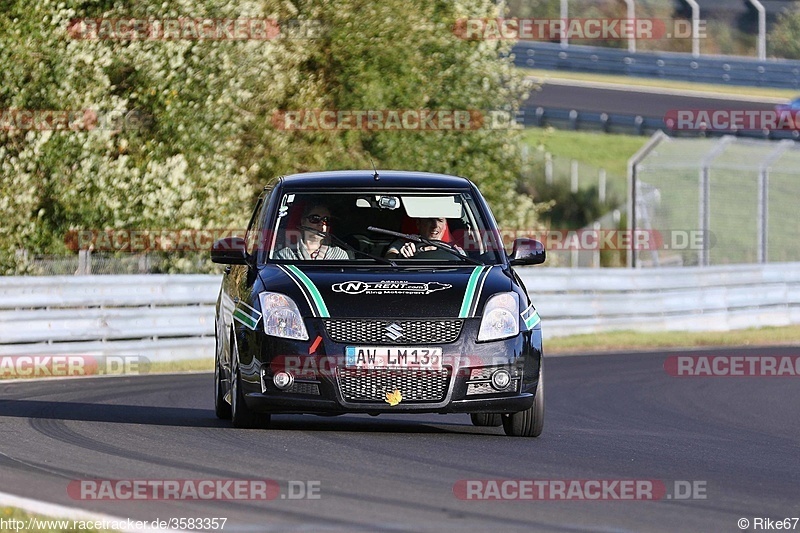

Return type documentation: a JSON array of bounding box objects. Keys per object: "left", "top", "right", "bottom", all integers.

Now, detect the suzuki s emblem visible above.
[{"left": 384, "top": 323, "right": 404, "bottom": 341}]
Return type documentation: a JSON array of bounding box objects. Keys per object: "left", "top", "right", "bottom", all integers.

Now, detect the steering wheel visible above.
[{"left": 413, "top": 240, "right": 457, "bottom": 259}]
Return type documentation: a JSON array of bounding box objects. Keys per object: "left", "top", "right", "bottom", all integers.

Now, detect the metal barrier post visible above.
[
  {"left": 698, "top": 136, "right": 734, "bottom": 266},
  {"left": 77, "top": 250, "right": 92, "bottom": 275},
  {"left": 627, "top": 131, "right": 669, "bottom": 268},
  {"left": 758, "top": 140, "right": 793, "bottom": 263}
]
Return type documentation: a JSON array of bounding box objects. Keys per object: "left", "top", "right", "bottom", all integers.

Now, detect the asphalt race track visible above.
[
  {"left": 526, "top": 82, "right": 779, "bottom": 117},
  {"left": 1, "top": 346, "right": 798, "bottom": 532}
]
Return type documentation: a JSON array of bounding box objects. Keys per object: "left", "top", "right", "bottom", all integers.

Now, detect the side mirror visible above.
[
  {"left": 509, "top": 238, "right": 546, "bottom": 266},
  {"left": 211, "top": 236, "right": 248, "bottom": 265}
]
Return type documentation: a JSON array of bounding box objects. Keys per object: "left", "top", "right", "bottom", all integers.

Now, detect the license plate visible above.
[{"left": 345, "top": 346, "right": 443, "bottom": 370}]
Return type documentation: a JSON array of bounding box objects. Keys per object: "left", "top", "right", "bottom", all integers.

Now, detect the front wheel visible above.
[
  {"left": 230, "top": 343, "right": 270, "bottom": 429},
  {"left": 502, "top": 365, "right": 544, "bottom": 437},
  {"left": 214, "top": 353, "right": 231, "bottom": 420},
  {"left": 231, "top": 367, "right": 271, "bottom": 429}
]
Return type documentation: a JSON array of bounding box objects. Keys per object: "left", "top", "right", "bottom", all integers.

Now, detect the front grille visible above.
[
  {"left": 336, "top": 367, "right": 451, "bottom": 402},
  {"left": 466, "top": 366, "right": 521, "bottom": 396},
  {"left": 323, "top": 319, "right": 462, "bottom": 345},
  {"left": 469, "top": 368, "right": 495, "bottom": 380},
  {"left": 467, "top": 380, "right": 518, "bottom": 396},
  {"left": 287, "top": 382, "right": 320, "bottom": 395},
  {"left": 469, "top": 366, "right": 521, "bottom": 381}
]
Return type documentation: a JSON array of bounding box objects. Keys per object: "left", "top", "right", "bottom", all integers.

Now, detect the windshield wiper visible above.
[{"left": 366, "top": 226, "right": 482, "bottom": 265}]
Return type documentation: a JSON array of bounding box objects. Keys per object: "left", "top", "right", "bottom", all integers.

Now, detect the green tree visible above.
[
  {"left": 769, "top": 3, "right": 800, "bottom": 59},
  {"left": 238, "top": 0, "right": 541, "bottom": 229},
  {"left": 0, "top": 0, "right": 541, "bottom": 273}
]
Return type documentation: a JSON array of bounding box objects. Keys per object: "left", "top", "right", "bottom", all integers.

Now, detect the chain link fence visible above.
[
  {"left": 523, "top": 146, "right": 628, "bottom": 267},
  {"left": 629, "top": 133, "right": 800, "bottom": 267}
]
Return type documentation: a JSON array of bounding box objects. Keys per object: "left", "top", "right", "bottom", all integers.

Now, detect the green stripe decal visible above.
[
  {"left": 233, "top": 302, "right": 261, "bottom": 329},
  {"left": 524, "top": 310, "right": 541, "bottom": 329},
  {"left": 459, "top": 266, "right": 486, "bottom": 318},
  {"left": 285, "top": 265, "right": 330, "bottom": 318}
]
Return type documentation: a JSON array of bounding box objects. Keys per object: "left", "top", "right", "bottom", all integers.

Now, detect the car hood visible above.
[{"left": 259, "top": 264, "right": 512, "bottom": 319}]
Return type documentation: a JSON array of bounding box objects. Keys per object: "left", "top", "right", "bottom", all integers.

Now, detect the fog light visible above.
[
  {"left": 273, "top": 371, "right": 294, "bottom": 390},
  {"left": 491, "top": 369, "right": 511, "bottom": 390}
]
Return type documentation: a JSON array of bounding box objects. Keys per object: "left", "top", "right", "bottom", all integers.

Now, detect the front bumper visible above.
[{"left": 235, "top": 319, "right": 542, "bottom": 415}]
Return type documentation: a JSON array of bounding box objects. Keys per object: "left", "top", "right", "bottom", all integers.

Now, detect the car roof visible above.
[{"left": 277, "top": 170, "right": 474, "bottom": 190}]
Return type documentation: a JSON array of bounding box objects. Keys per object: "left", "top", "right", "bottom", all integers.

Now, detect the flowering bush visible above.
[{"left": 0, "top": 0, "right": 541, "bottom": 273}]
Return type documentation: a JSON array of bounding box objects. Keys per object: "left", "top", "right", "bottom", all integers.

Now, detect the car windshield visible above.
[{"left": 266, "top": 191, "right": 505, "bottom": 265}]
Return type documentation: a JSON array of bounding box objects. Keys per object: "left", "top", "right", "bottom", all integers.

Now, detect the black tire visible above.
[
  {"left": 214, "top": 353, "right": 231, "bottom": 420},
  {"left": 231, "top": 346, "right": 270, "bottom": 429},
  {"left": 470, "top": 413, "right": 502, "bottom": 427},
  {"left": 502, "top": 365, "right": 544, "bottom": 437}
]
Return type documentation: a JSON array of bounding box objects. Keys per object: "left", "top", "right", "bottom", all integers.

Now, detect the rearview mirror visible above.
[{"left": 211, "top": 237, "right": 248, "bottom": 265}]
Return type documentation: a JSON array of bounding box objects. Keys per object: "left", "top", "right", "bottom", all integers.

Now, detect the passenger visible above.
[
  {"left": 276, "top": 203, "right": 350, "bottom": 260},
  {"left": 385, "top": 217, "right": 463, "bottom": 258}
]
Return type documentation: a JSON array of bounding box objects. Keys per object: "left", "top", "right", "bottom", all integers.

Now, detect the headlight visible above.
[
  {"left": 259, "top": 292, "right": 309, "bottom": 340},
  {"left": 477, "top": 292, "right": 520, "bottom": 342}
]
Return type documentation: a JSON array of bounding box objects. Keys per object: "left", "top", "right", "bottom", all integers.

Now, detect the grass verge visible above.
[
  {"left": 0, "top": 357, "right": 213, "bottom": 381},
  {"left": 545, "top": 325, "right": 800, "bottom": 355},
  {"left": 148, "top": 358, "right": 213, "bottom": 373},
  {"left": 522, "top": 68, "right": 799, "bottom": 100},
  {"left": 522, "top": 127, "right": 647, "bottom": 179}
]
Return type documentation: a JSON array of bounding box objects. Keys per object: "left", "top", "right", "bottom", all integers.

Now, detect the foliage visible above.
[
  {"left": 519, "top": 170, "right": 607, "bottom": 230},
  {"left": 0, "top": 0, "right": 541, "bottom": 273},
  {"left": 768, "top": 4, "right": 800, "bottom": 59}
]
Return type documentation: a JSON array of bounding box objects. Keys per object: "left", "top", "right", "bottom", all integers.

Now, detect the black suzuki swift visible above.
[{"left": 211, "top": 170, "right": 546, "bottom": 436}]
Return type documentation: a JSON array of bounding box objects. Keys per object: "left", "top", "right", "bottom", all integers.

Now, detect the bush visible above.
[
  {"left": 769, "top": 5, "right": 800, "bottom": 59},
  {"left": 0, "top": 0, "right": 543, "bottom": 273}
]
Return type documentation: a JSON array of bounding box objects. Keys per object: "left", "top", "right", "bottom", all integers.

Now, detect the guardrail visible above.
[
  {"left": 519, "top": 263, "right": 800, "bottom": 337},
  {"left": 0, "top": 275, "right": 219, "bottom": 361},
  {"left": 2, "top": 264, "right": 798, "bottom": 361},
  {"left": 512, "top": 41, "right": 800, "bottom": 89},
  {"left": 521, "top": 106, "right": 663, "bottom": 135},
  {"left": 521, "top": 106, "right": 800, "bottom": 140}
]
